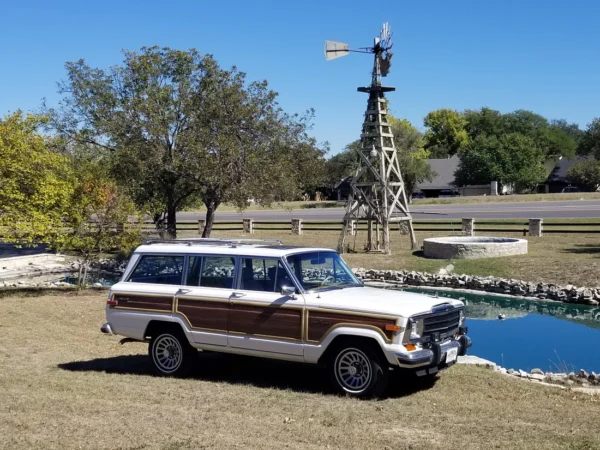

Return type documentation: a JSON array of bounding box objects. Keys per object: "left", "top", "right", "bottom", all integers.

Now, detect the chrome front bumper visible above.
[
  {"left": 395, "top": 335, "right": 472, "bottom": 369},
  {"left": 100, "top": 323, "right": 114, "bottom": 335}
]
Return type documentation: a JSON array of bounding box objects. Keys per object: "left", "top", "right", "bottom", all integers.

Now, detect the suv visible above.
[{"left": 102, "top": 238, "right": 471, "bottom": 397}]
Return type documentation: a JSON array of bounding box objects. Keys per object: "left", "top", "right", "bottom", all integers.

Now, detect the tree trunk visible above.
[
  {"left": 166, "top": 204, "right": 177, "bottom": 239},
  {"left": 202, "top": 199, "right": 221, "bottom": 238},
  {"left": 153, "top": 212, "right": 167, "bottom": 239}
]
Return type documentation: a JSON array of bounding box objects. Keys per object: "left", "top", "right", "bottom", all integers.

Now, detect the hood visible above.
[{"left": 304, "top": 286, "right": 464, "bottom": 318}]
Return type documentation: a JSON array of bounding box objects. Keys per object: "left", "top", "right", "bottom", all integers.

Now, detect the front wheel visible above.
[
  {"left": 149, "top": 331, "right": 195, "bottom": 376},
  {"left": 328, "top": 342, "right": 389, "bottom": 398}
]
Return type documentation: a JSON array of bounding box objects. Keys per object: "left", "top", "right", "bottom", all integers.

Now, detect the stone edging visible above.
[
  {"left": 352, "top": 268, "right": 600, "bottom": 306},
  {"left": 457, "top": 355, "right": 600, "bottom": 394}
]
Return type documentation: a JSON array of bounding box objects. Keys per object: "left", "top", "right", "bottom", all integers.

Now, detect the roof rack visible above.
[{"left": 143, "top": 238, "right": 283, "bottom": 247}]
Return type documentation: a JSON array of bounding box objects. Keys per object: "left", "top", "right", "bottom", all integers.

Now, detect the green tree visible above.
[
  {"left": 551, "top": 119, "right": 584, "bottom": 149},
  {"left": 324, "top": 141, "right": 359, "bottom": 188},
  {"left": 50, "top": 46, "right": 323, "bottom": 238},
  {"left": 62, "top": 156, "right": 143, "bottom": 286},
  {"left": 0, "top": 111, "right": 74, "bottom": 244},
  {"left": 455, "top": 133, "right": 546, "bottom": 191},
  {"left": 579, "top": 118, "right": 600, "bottom": 158},
  {"left": 329, "top": 118, "right": 434, "bottom": 198},
  {"left": 463, "top": 107, "right": 505, "bottom": 138},
  {"left": 389, "top": 117, "right": 435, "bottom": 196},
  {"left": 463, "top": 108, "right": 577, "bottom": 159},
  {"left": 567, "top": 159, "right": 600, "bottom": 191},
  {"left": 423, "top": 108, "right": 469, "bottom": 157}
]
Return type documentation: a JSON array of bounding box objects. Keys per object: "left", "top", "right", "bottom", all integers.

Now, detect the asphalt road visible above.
[{"left": 178, "top": 199, "right": 600, "bottom": 221}]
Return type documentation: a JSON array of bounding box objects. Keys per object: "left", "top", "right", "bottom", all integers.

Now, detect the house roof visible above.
[
  {"left": 416, "top": 154, "right": 460, "bottom": 190},
  {"left": 546, "top": 155, "right": 594, "bottom": 184}
]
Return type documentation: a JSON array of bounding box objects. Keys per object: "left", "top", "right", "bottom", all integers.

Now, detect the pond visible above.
[
  {"left": 59, "top": 271, "right": 123, "bottom": 286},
  {"left": 400, "top": 287, "right": 600, "bottom": 374}
]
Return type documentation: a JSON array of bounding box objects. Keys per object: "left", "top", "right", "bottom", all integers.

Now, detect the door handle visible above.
[
  {"left": 177, "top": 288, "right": 191, "bottom": 294},
  {"left": 232, "top": 292, "right": 246, "bottom": 297}
]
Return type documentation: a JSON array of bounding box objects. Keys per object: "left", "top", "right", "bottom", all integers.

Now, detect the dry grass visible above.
[
  {"left": 1, "top": 292, "right": 600, "bottom": 450},
  {"left": 200, "top": 229, "right": 600, "bottom": 288},
  {"left": 411, "top": 192, "right": 600, "bottom": 206}
]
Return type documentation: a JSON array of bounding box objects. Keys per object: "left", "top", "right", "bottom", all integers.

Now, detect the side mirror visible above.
[{"left": 280, "top": 285, "right": 296, "bottom": 297}]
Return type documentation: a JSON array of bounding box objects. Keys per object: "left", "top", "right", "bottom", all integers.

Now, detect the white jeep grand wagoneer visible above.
[{"left": 102, "top": 238, "right": 471, "bottom": 398}]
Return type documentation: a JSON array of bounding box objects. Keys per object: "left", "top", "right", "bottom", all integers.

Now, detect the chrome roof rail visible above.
[{"left": 143, "top": 238, "right": 283, "bottom": 247}]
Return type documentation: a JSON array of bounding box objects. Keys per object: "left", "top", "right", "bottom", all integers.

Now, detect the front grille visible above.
[{"left": 422, "top": 310, "right": 461, "bottom": 341}]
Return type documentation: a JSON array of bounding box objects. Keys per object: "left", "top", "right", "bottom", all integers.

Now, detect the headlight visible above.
[
  {"left": 459, "top": 310, "right": 466, "bottom": 326},
  {"left": 410, "top": 319, "right": 421, "bottom": 339}
]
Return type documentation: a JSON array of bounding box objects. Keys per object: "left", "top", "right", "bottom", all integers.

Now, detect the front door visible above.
[
  {"left": 227, "top": 258, "right": 304, "bottom": 357},
  {"left": 174, "top": 255, "right": 236, "bottom": 347}
]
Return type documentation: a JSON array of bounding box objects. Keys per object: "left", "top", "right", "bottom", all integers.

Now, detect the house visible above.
[
  {"left": 537, "top": 155, "right": 595, "bottom": 193},
  {"left": 415, "top": 155, "right": 500, "bottom": 197}
]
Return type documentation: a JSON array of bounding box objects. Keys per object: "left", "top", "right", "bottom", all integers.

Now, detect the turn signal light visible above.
[
  {"left": 107, "top": 298, "right": 118, "bottom": 306},
  {"left": 385, "top": 324, "right": 401, "bottom": 331},
  {"left": 404, "top": 344, "right": 416, "bottom": 351}
]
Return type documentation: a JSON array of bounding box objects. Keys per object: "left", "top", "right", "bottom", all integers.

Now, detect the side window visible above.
[
  {"left": 200, "top": 256, "right": 236, "bottom": 289},
  {"left": 185, "top": 256, "right": 201, "bottom": 286},
  {"left": 240, "top": 258, "right": 295, "bottom": 293},
  {"left": 128, "top": 255, "right": 184, "bottom": 285}
]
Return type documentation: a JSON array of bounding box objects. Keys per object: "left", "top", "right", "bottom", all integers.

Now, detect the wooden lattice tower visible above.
[{"left": 326, "top": 24, "right": 417, "bottom": 254}]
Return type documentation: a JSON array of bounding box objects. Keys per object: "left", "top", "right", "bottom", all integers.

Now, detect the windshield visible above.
[{"left": 285, "top": 251, "right": 362, "bottom": 292}]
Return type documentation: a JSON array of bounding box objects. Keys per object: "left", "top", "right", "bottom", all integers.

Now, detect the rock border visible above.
[
  {"left": 457, "top": 355, "right": 600, "bottom": 395},
  {"left": 352, "top": 268, "right": 600, "bottom": 306}
]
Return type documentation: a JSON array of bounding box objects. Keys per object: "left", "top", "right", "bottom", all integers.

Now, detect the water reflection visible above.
[{"left": 396, "top": 287, "right": 600, "bottom": 373}]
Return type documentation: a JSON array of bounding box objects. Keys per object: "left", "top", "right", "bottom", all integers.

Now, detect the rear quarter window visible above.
[{"left": 128, "top": 255, "right": 184, "bottom": 285}]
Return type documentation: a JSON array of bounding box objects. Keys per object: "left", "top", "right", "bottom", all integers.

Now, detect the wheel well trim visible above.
[{"left": 313, "top": 326, "right": 398, "bottom": 366}]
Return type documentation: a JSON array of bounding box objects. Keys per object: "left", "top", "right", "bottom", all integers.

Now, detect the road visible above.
[{"left": 178, "top": 199, "right": 600, "bottom": 221}]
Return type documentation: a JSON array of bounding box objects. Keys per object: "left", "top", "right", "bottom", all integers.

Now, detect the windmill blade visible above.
[
  {"left": 324, "top": 40, "right": 349, "bottom": 60},
  {"left": 380, "top": 22, "right": 392, "bottom": 48}
]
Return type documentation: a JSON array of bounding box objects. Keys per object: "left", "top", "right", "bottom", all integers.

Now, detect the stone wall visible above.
[
  {"left": 352, "top": 268, "right": 600, "bottom": 305},
  {"left": 423, "top": 237, "right": 528, "bottom": 259}
]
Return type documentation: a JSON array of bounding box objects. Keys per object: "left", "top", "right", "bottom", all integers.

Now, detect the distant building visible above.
[
  {"left": 415, "top": 155, "right": 499, "bottom": 197},
  {"left": 537, "top": 155, "right": 595, "bottom": 193}
]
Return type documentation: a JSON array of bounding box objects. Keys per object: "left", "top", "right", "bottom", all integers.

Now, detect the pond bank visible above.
[
  {"left": 353, "top": 268, "right": 600, "bottom": 306},
  {"left": 457, "top": 355, "right": 600, "bottom": 395}
]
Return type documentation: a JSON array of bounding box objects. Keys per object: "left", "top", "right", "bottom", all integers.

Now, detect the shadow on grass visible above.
[
  {"left": 412, "top": 250, "right": 426, "bottom": 258},
  {"left": 58, "top": 351, "right": 437, "bottom": 398},
  {"left": 563, "top": 244, "right": 600, "bottom": 255}
]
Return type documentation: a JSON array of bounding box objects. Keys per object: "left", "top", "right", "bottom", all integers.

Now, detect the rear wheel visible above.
[
  {"left": 328, "top": 342, "right": 389, "bottom": 398},
  {"left": 149, "top": 331, "right": 196, "bottom": 376}
]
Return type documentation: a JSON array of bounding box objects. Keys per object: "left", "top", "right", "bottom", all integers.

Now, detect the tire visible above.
[
  {"left": 148, "top": 330, "right": 196, "bottom": 376},
  {"left": 328, "top": 341, "right": 390, "bottom": 398}
]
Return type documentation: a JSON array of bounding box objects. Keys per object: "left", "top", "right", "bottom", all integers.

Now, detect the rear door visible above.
[
  {"left": 227, "top": 257, "right": 304, "bottom": 357},
  {"left": 174, "top": 255, "right": 236, "bottom": 347}
]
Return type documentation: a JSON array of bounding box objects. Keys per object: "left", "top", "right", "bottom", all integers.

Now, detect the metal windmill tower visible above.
[{"left": 325, "top": 23, "right": 417, "bottom": 254}]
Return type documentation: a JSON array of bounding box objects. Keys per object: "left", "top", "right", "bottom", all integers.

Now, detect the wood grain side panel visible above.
[
  {"left": 229, "top": 304, "right": 302, "bottom": 340},
  {"left": 307, "top": 311, "right": 394, "bottom": 342},
  {"left": 114, "top": 294, "right": 172, "bottom": 311},
  {"left": 177, "top": 299, "right": 228, "bottom": 331}
]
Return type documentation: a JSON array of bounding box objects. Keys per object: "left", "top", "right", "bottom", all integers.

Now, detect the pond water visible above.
[
  {"left": 59, "top": 271, "right": 123, "bottom": 286},
  {"left": 401, "top": 287, "right": 600, "bottom": 373}
]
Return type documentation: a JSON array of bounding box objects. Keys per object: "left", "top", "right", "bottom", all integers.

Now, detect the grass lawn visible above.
[
  {"left": 192, "top": 229, "right": 600, "bottom": 287},
  {"left": 1, "top": 292, "right": 600, "bottom": 450}
]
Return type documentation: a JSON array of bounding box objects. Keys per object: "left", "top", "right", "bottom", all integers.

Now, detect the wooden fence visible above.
[{"left": 151, "top": 218, "right": 600, "bottom": 236}]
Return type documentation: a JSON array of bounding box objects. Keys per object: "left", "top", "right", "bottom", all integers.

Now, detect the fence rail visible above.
[{"left": 3, "top": 218, "right": 599, "bottom": 240}]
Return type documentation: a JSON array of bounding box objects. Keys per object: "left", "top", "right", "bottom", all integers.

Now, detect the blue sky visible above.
[{"left": 1, "top": 0, "right": 599, "bottom": 156}]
